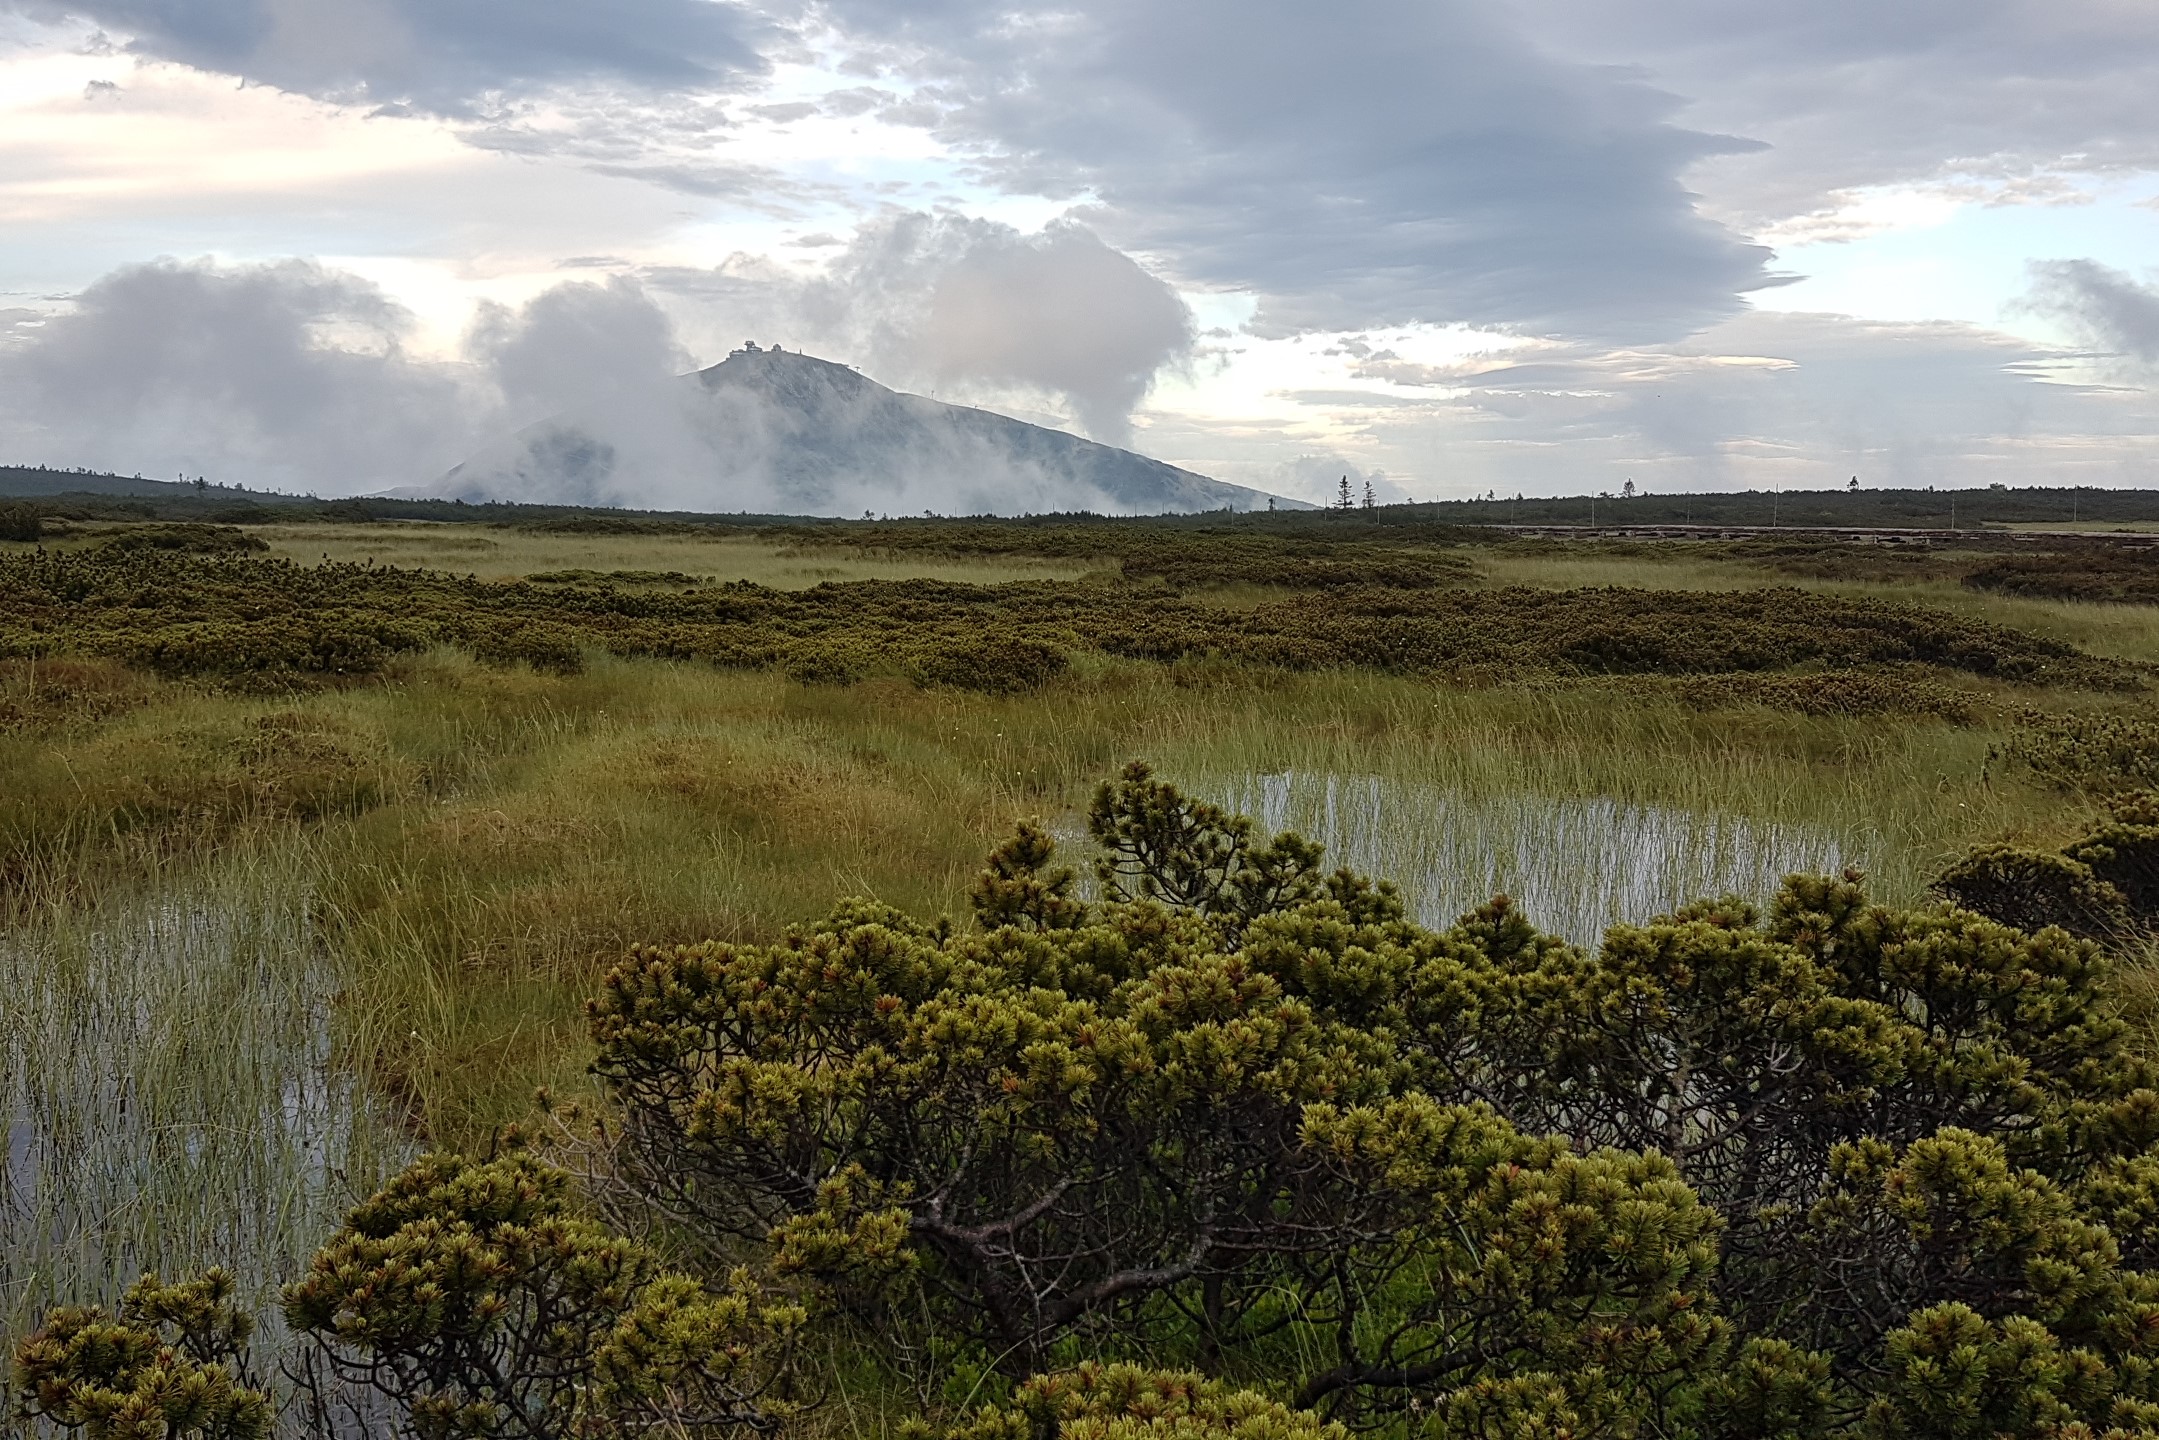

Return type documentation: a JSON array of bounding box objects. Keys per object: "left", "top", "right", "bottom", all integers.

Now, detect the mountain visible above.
[{"left": 431, "top": 346, "right": 1301, "bottom": 515}]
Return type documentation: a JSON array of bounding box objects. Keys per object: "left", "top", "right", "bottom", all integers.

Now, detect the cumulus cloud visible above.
[
  {"left": 469, "top": 275, "right": 690, "bottom": 422},
  {"left": 0, "top": 257, "right": 474, "bottom": 490},
  {"left": 0, "top": 257, "right": 712, "bottom": 494},
  {"left": 0, "top": 253, "right": 1235, "bottom": 513},
  {"left": 651, "top": 211, "right": 1195, "bottom": 443},
  {"left": 819, "top": 0, "right": 1773, "bottom": 342},
  {"left": 915, "top": 222, "right": 1194, "bottom": 444},
  {"left": 11, "top": 0, "right": 768, "bottom": 113},
  {"left": 2021, "top": 259, "right": 2159, "bottom": 372}
]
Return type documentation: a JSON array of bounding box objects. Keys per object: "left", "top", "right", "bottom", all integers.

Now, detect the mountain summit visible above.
[{"left": 433, "top": 345, "right": 1295, "bottom": 515}]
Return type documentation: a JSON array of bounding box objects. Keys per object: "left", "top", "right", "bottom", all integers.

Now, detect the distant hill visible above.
[
  {"left": 0, "top": 466, "right": 291, "bottom": 503},
  {"left": 7, "top": 455, "right": 2158, "bottom": 535},
  {"left": 431, "top": 346, "right": 1301, "bottom": 516}
]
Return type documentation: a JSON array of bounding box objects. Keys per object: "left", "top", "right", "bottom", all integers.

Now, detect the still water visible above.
[
  {"left": 1213, "top": 771, "right": 1861, "bottom": 946},
  {"left": 1, "top": 859, "right": 405, "bottom": 1339},
  {"left": 1, "top": 774, "right": 1858, "bottom": 1344}
]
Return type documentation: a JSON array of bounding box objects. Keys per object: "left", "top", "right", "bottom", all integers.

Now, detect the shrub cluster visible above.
[
  {"left": 2005, "top": 711, "right": 2159, "bottom": 793},
  {"left": 760, "top": 522, "right": 1479, "bottom": 591},
  {"left": 13, "top": 1271, "right": 272, "bottom": 1440},
  {"left": 15, "top": 1142, "right": 803, "bottom": 1440},
  {"left": 92, "top": 524, "right": 270, "bottom": 556},
  {"left": 1661, "top": 669, "right": 1978, "bottom": 722},
  {"left": 1715, "top": 537, "right": 1968, "bottom": 585},
  {"left": 526, "top": 569, "right": 708, "bottom": 587},
  {"left": 1936, "top": 790, "right": 2159, "bottom": 942},
  {"left": 1966, "top": 547, "right": 2159, "bottom": 605},
  {"left": 0, "top": 502, "right": 43, "bottom": 543},
  {"left": 0, "top": 657, "right": 157, "bottom": 735},
  {"left": 23, "top": 767, "right": 2159, "bottom": 1439},
  {"left": 578, "top": 766, "right": 2159, "bottom": 1435},
  {"left": 0, "top": 549, "right": 2135, "bottom": 696}
]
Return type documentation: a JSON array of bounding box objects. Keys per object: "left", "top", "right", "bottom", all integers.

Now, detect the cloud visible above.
[
  {"left": 650, "top": 211, "right": 1195, "bottom": 443},
  {"left": 819, "top": 0, "right": 1773, "bottom": 342},
  {"left": 441, "top": 351, "right": 1255, "bottom": 518},
  {"left": 12, "top": 258, "right": 2144, "bottom": 510},
  {"left": 913, "top": 221, "right": 1193, "bottom": 444},
  {"left": 12, "top": 0, "right": 769, "bottom": 113},
  {"left": 1240, "top": 310, "right": 2159, "bottom": 496},
  {"left": 0, "top": 257, "right": 715, "bottom": 494},
  {"left": 1509, "top": 0, "right": 2159, "bottom": 227},
  {"left": 0, "top": 257, "right": 475, "bottom": 490},
  {"left": 2021, "top": 259, "right": 2159, "bottom": 371},
  {"left": 469, "top": 275, "right": 689, "bottom": 422},
  {"left": 0, "top": 252, "right": 1226, "bottom": 513}
]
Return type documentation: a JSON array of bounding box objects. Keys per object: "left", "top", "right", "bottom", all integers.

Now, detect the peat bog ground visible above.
[{"left": 6, "top": 511, "right": 2159, "bottom": 1435}]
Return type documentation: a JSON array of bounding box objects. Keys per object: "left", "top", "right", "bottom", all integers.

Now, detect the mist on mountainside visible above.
[
  {"left": 0, "top": 230, "right": 1223, "bottom": 513},
  {"left": 428, "top": 345, "right": 1289, "bottom": 516}
]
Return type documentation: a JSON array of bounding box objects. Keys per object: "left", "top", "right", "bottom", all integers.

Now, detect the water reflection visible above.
[
  {"left": 0, "top": 864, "right": 405, "bottom": 1341},
  {"left": 1215, "top": 772, "right": 1860, "bottom": 946}
]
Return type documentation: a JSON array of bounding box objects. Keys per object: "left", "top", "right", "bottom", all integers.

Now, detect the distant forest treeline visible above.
[{"left": 5, "top": 461, "right": 2159, "bottom": 531}]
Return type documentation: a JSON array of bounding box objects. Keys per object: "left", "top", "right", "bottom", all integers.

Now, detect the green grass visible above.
[{"left": 1163, "top": 679, "right": 2031, "bottom": 927}]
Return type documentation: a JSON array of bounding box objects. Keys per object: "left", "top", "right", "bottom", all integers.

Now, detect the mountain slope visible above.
[{"left": 435, "top": 347, "right": 1298, "bottom": 515}]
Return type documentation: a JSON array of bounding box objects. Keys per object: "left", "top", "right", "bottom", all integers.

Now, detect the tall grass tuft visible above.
[
  {"left": 1211, "top": 770, "right": 1854, "bottom": 945},
  {"left": 1, "top": 835, "right": 407, "bottom": 1344}
]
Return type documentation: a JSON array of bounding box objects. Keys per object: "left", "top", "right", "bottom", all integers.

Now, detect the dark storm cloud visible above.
[
  {"left": 12, "top": 0, "right": 769, "bottom": 112},
  {"left": 1509, "top": 0, "right": 2159, "bottom": 225},
  {"left": 815, "top": 0, "right": 1775, "bottom": 343},
  {"left": 2023, "top": 260, "right": 2159, "bottom": 372}
]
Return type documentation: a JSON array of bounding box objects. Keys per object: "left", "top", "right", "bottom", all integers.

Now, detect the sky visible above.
[{"left": 0, "top": 0, "right": 2155, "bottom": 505}]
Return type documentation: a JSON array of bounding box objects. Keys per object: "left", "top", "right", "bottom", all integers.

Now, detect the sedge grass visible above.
[
  {"left": 248, "top": 650, "right": 2074, "bottom": 1145},
  {"left": 0, "top": 835, "right": 407, "bottom": 1344},
  {"left": 0, "top": 587, "right": 2123, "bottom": 1253},
  {"left": 1212, "top": 772, "right": 1856, "bottom": 945}
]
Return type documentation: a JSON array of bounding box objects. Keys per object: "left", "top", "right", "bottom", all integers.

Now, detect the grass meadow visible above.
[
  {"left": 1, "top": 519, "right": 2146, "bottom": 1378},
  {"left": 250, "top": 521, "right": 1102, "bottom": 586}
]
